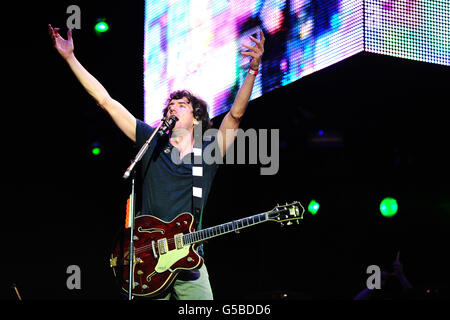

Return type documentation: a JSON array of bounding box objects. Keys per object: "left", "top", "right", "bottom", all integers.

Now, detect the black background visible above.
[{"left": 2, "top": 1, "right": 449, "bottom": 300}]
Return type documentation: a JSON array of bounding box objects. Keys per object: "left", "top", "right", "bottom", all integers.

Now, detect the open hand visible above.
[
  {"left": 241, "top": 29, "right": 265, "bottom": 71},
  {"left": 48, "top": 24, "right": 74, "bottom": 60}
]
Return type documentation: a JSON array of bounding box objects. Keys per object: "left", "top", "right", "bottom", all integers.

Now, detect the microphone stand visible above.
[
  {"left": 122, "top": 120, "right": 163, "bottom": 300},
  {"left": 122, "top": 116, "right": 178, "bottom": 300}
]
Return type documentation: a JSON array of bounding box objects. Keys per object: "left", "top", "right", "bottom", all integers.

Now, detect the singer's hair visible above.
[{"left": 163, "top": 90, "right": 213, "bottom": 132}]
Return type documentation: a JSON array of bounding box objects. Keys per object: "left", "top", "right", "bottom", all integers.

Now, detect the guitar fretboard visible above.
[{"left": 183, "top": 212, "right": 269, "bottom": 245}]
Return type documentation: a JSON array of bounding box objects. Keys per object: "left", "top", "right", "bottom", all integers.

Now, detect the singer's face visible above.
[{"left": 167, "top": 97, "right": 198, "bottom": 130}]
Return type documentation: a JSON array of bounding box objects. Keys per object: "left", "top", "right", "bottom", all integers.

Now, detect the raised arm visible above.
[
  {"left": 48, "top": 25, "right": 137, "bottom": 142},
  {"left": 218, "top": 30, "right": 265, "bottom": 157}
]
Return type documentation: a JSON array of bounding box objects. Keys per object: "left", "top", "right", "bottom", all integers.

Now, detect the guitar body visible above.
[
  {"left": 110, "top": 201, "right": 304, "bottom": 298},
  {"left": 110, "top": 213, "right": 203, "bottom": 297}
]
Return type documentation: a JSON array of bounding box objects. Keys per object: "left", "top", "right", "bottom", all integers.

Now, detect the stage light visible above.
[
  {"left": 380, "top": 197, "right": 398, "bottom": 218},
  {"left": 91, "top": 146, "right": 101, "bottom": 156},
  {"left": 90, "top": 142, "right": 102, "bottom": 156},
  {"left": 94, "top": 20, "right": 109, "bottom": 34},
  {"left": 308, "top": 199, "right": 320, "bottom": 215}
]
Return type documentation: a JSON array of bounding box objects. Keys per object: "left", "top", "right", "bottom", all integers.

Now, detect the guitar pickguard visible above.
[{"left": 155, "top": 245, "right": 190, "bottom": 273}]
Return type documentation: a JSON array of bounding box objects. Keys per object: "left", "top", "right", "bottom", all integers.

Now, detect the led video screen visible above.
[
  {"left": 143, "top": 0, "right": 449, "bottom": 125},
  {"left": 144, "top": 0, "right": 364, "bottom": 125},
  {"left": 365, "top": 0, "right": 449, "bottom": 66}
]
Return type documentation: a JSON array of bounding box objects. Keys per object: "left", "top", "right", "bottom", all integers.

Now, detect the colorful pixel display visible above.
[
  {"left": 144, "top": 0, "right": 449, "bottom": 125},
  {"left": 365, "top": 0, "right": 449, "bottom": 66}
]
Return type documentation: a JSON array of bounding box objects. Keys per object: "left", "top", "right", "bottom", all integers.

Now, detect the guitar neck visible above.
[{"left": 183, "top": 211, "right": 269, "bottom": 245}]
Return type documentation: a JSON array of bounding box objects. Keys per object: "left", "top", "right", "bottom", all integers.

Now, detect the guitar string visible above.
[
  {"left": 127, "top": 207, "right": 300, "bottom": 256},
  {"left": 132, "top": 218, "right": 270, "bottom": 255}
]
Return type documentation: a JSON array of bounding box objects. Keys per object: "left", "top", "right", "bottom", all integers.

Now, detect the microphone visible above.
[{"left": 158, "top": 116, "right": 179, "bottom": 136}]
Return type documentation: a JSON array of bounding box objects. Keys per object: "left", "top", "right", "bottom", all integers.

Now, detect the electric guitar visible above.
[{"left": 110, "top": 201, "right": 304, "bottom": 297}]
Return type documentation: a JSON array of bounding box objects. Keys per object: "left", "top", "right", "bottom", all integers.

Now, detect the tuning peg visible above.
[{"left": 287, "top": 221, "right": 293, "bottom": 226}]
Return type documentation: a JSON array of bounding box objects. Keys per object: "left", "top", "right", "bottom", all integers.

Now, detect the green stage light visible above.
[
  {"left": 308, "top": 199, "right": 320, "bottom": 215},
  {"left": 91, "top": 146, "right": 101, "bottom": 156},
  {"left": 95, "top": 21, "right": 109, "bottom": 33},
  {"left": 380, "top": 197, "right": 398, "bottom": 218}
]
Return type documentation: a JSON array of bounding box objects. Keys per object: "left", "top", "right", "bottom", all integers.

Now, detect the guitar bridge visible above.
[{"left": 151, "top": 240, "right": 158, "bottom": 259}]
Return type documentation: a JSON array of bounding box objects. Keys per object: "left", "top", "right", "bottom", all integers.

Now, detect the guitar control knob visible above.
[
  {"left": 142, "top": 284, "right": 148, "bottom": 289},
  {"left": 187, "top": 257, "right": 193, "bottom": 262},
  {"left": 137, "top": 270, "right": 143, "bottom": 275},
  {"left": 176, "top": 222, "right": 181, "bottom": 226}
]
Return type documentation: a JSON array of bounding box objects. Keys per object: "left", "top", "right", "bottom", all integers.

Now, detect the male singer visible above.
[{"left": 48, "top": 24, "right": 265, "bottom": 299}]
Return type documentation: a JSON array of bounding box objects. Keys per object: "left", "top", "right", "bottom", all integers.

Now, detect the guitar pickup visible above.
[
  {"left": 174, "top": 233, "right": 184, "bottom": 249},
  {"left": 157, "top": 238, "right": 169, "bottom": 255}
]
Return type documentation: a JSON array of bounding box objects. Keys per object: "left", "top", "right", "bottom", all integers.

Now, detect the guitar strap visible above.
[{"left": 192, "top": 123, "right": 204, "bottom": 231}]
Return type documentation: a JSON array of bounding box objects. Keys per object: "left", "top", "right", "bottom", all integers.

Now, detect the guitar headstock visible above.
[{"left": 267, "top": 201, "right": 305, "bottom": 225}]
